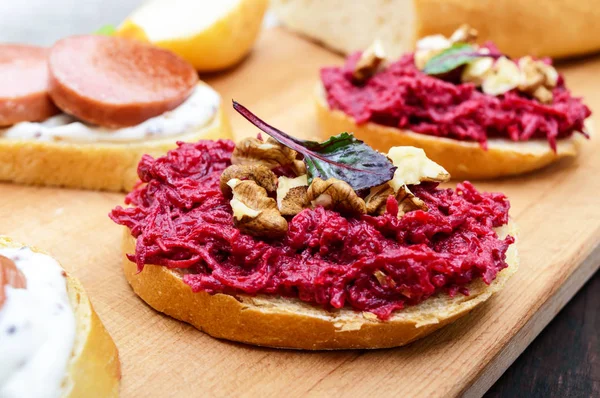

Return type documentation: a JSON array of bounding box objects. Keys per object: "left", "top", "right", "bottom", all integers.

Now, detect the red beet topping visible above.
[
  {"left": 110, "top": 140, "right": 514, "bottom": 320},
  {"left": 321, "top": 52, "right": 591, "bottom": 150}
]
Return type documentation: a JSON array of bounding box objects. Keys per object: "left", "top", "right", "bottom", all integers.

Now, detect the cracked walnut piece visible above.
[
  {"left": 307, "top": 178, "right": 367, "bottom": 215},
  {"left": 220, "top": 164, "right": 278, "bottom": 197},
  {"left": 366, "top": 147, "right": 449, "bottom": 216},
  {"left": 276, "top": 175, "right": 309, "bottom": 216},
  {"left": 364, "top": 183, "right": 428, "bottom": 216},
  {"left": 415, "top": 24, "right": 478, "bottom": 70},
  {"left": 227, "top": 178, "right": 288, "bottom": 238},
  {"left": 450, "top": 24, "right": 478, "bottom": 45},
  {"left": 231, "top": 136, "right": 305, "bottom": 175},
  {"left": 353, "top": 39, "right": 386, "bottom": 83}
]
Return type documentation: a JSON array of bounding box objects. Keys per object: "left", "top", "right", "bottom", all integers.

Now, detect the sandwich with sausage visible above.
[{"left": 0, "top": 36, "right": 231, "bottom": 191}]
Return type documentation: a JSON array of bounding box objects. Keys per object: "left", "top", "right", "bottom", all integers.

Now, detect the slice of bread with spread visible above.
[
  {"left": 121, "top": 223, "right": 517, "bottom": 350},
  {"left": 316, "top": 26, "right": 591, "bottom": 179},
  {"left": 316, "top": 84, "right": 585, "bottom": 180},
  {"left": 0, "top": 36, "right": 232, "bottom": 192},
  {"left": 0, "top": 236, "right": 120, "bottom": 397},
  {"left": 0, "top": 84, "right": 231, "bottom": 191},
  {"left": 112, "top": 104, "right": 519, "bottom": 350}
]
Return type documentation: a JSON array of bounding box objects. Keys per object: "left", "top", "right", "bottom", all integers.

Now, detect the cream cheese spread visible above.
[
  {"left": 0, "top": 83, "right": 220, "bottom": 143},
  {"left": 0, "top": 247, "right": 76, "bottom": 398}
]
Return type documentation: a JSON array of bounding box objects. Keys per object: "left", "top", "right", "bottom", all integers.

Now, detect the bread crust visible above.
[
  {"left": 315, "top": 84, "right": 584, "bottom": 180},
  {"left": 414, "top": 0, "right": 600, "bottom": 59},
  {"left": 122, "top": 222, "right": 518, "bottom": 350},
  {"left": 272, "top": 0, "right": 600, "bottom": 59},
  {"left": 0, "top": 82, "right": 232, "bottom": 192},
  {"left": 0, "top": 236, "right": 120, "bottom": 397}
]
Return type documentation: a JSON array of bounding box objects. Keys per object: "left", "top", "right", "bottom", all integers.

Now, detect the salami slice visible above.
[{"left": 48, "top": 35, "right": 199, "bottom": 128}]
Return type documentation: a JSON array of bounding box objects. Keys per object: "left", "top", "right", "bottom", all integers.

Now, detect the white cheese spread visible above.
[
  {"left": 0, "top": 247, "right": 76, "bottom": 398},
  {"left": 0, "top": 83, "right": 220, "bottom": 143}
]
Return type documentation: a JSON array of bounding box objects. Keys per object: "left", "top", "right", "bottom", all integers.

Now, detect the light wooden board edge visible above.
[{"left": 463, "top": 243, "right": 600, "bottom": 397}]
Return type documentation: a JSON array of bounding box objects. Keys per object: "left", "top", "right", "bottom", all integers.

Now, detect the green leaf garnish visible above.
[
  {"left": 233, "top": 101, "right": 397, "bottom": 191},
  {"left": 423, "top": 43, "right": 480, "bottom": 75},
  {"left": 95, "top": 24, "right": 117, "bottom": 36}
]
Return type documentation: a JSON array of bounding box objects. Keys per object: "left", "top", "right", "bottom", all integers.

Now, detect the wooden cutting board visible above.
[{"left": 1, "top": 28, "right": 599, "bottom": 397}]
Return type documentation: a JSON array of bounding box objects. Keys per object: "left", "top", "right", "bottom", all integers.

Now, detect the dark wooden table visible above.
[{"left": 486, "top": 271, "right": 599, "bottom": 397}]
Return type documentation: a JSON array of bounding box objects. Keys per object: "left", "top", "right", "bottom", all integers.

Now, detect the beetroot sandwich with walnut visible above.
[
  {"left": 317, "top": 25, "right": 591, "bottom": 179},
  {"left": 110, "top": 102, "right": 519, "bottom": 350}
]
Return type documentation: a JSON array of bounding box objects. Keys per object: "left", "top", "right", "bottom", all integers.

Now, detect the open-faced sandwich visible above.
[
  {"left": 0, "top": 36, "right": 231, "bottom": 192},
  {"left": 0, "top": 236, "right": 120, "bottom": 396},
  {"left": 317, "top": 25, "right": 592, "bottom": 179},
  {"left": 110, "top": 102, "right": 518, "bottom": 350}
]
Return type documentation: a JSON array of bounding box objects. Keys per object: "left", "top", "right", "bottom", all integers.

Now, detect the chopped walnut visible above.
[
  {"left": 363, "top": 147, "right": 448, "bottom": 217},
  {"left": 539, "top": 63, "right": 559, "bottom": 88},
  {"left": 220, "top": 164, "right": 278, "bottom": 198},
  {"left": 450, "top": 24, "right": 478, "bottom": 44},
  {"left": 414, "top": 34, "right": 452, "bottom": 70},
  {"left": 231, "top": 136, "right": 304, "bottom": 175},
  {"left": 531, "top": 85, "right": 553, "bottom": 104},
  {"left": 276, "top": 175, "right": 309, "bottom": 216},
  {"left": 461, "top": 57, "right": 494, "bottom": 86},
  {"left": 387, "top": 147, "right": 449, "bottom": 192},
  {"left": 364, "top": 183, "right": 427, "bottom": 217},
  {"left": 518, "top": 56, "right": 546, "bottom": 92},
  {"left": 471, "top": 55, "right": 558, "bottom": 103},
  {"left": 481, "top": 56, "right": 521, "bottom": 96},
  {"left": 415, "top": 25, "right": 478, "bottom": 70},
  {"left": 307, "top": 178, "right": 366, "bottom": 215},
  {"left": 396, "top": 185, "right": 428, "bottom": 215},
  {"left": 227, "top": 179, "right": 288, "bottom": 238},
  {"left": 353, "top": 39, "right": 386, "bottom": 83},
  {"left": 364, "top": 183, "right": 395, "bottom": 215},
  {"left": 517, "top": 56, "right": 557, "bottom": 104}
]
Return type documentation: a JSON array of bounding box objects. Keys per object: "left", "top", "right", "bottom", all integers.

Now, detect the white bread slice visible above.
[
  {"left": 0, "top": 236, "right": 120, "bottom": 397},
  {"left": 272, "top": 0, "right": 600, "bottom": 59},
  {"left": 122, "top": 222, "right": 518, "bottom": 350},
  {"left": 0, "top": 82, "right": 232, "bottom": 192},
  {"left": 315, "top": 84, "right": 585, "bottom": 180}
]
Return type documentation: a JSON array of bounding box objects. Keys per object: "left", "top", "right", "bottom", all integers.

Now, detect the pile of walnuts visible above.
[
  {"left": 220, "top": 138, "right": 449, "bottom": 238},
  {"left": 415, "top": 25, "right": 559, "bottom": 104}
]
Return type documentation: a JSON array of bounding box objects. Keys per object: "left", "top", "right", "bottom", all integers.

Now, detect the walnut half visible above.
[
  {"left": 227, "top": 179, "right": 288, "bottom": 238},
  {"left": 364, "top": 183, "right": 427, "bottom": 217},
  {"left": 353, "top": 39, "right": 386, "bottom": 83},
  {"left": 220, "top": 164, "right": 278, "bottom": 198},
  {"left": 231, "top": 136, "right": 305, "bottom": 175},
  {"left": 449, "top": 24, "right": 478, "bottom": 45},
  {"left": 517, "top": 56, "right": 558, "bottom": 104},
  {"left": 307, "top": 178, "right": 367, "bottom": 215},
  {"left": 365, "top": 147, "right": 447, "bottom": 217},
  {"left": 276, "top": 175, "right": 309, "bottom": 216}
]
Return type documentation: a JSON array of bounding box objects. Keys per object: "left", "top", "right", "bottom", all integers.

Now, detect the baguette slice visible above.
[
  {"left": 316, "top": 84, "right": 585, "bottom": 180},
  {"left": 122, "top": 222, "right": 518, "bottom": 350},
  {"left": 272, "top": 0, "right": 600, "bottom": 59},
  {"left": 0, "top": 236, "right": 120, "bottom": 397},
  {"left": 0, "top": 82, "right": 233, "bottom": 192}
]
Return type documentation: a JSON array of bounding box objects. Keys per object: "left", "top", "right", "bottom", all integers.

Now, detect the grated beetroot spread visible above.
[
  {"left": 321, "top": 51, "right": 591, "bottom": 150},
  {"left": 110, "top": 140, "right": 515, "bottom": 320}
]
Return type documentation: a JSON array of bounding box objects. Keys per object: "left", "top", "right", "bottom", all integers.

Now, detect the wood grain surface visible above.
[
  {"left": 487, "top": 272, "right": 599, "bottom": 397},
  {"left": 0, "top": 28, "right": 599, "bottom": 397}
]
